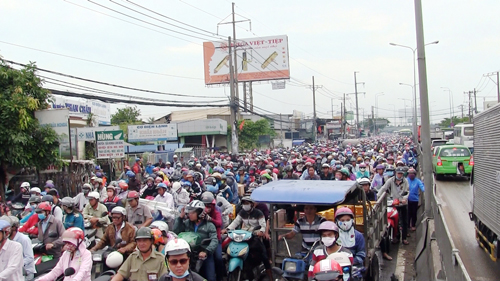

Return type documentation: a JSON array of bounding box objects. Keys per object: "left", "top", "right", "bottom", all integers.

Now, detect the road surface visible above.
[{"left": 435, "top": 177, "right": 500, "bottom": 281}]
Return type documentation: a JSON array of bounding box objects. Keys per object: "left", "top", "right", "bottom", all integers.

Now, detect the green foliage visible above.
[
  {"left": 237, "top": 119, "right": 276, "bottom": 149},
  {"left": 147, "top": 117, "right": 156, "bottom": 124},
  {"left": 111, "top": 106, "right": 142, "bottom": 125},
  {"left": 362, "top": 118, "right": 390, "bottom": 132},
  {"left": 0, "top": 60, "right": 62, "bottom": 169},
  {"left": 439, "top": 116, "right": 469, "bottom": 128}
]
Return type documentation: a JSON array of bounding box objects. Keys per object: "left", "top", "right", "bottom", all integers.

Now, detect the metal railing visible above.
[{"left": 432, "top": 188, "right": 472, "bottom": 281}]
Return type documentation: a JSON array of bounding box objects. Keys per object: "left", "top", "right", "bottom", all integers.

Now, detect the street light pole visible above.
[
  {"left": 388, "top": 104, "right": 396, "bottom": 126},
  {"left": 375, "top": 92, "right": 385, "bottom": 119}
]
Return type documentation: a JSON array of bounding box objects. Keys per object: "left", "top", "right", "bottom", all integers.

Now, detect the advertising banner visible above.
[
  {"left": 35, "top": 109, "right": 76, "bottom": 158},
  {"left": 77, "top": 126, "right": 120, "bottom": 141},
  {"left": 178, "top": 119, "right": 227, "bottom": 137},
  {"left": 96, "top": 130, "right": 125, "bottom": 159},
  {"left": 128, "top": 124, "right": 178, "bottom": 142},
  {"left": 203, "top": 35, "right": 289, "bottom": 84},
  {"left": 51, "top": 96, "right": 111, "bottom": 125}
]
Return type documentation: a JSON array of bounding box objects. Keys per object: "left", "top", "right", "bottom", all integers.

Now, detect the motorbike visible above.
[
  {"left": 91, "top": 238, "right": 125, "bottom": 280},
  {"left": 177, "top": 232, "right": 212, "bottom": 272},
  {"left": 32, "top": 232, "right": 60, "bottom": 278},
  {"left": 407, "top": 157, "right": 417, "bottom": 169},
  {"left": 7, "top": 201, "right": 26, "bottom": 218},
  {"left": 327, "top": 252, "right": 363, "bottom": 281},
  {"left": 280, "top": 238, "right": 318, "bottom": 280},
  {"left": 84, "top": 221, "right": 98, "bottom": 249},
  {"left": 387, "top": 198, "right": 400, "bottom": 243}
]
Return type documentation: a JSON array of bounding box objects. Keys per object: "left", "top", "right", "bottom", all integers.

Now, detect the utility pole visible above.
[
  {"left": 280, "top": 113, "right": 283, "bottom": 146},
  {"left": 243, "top": 82, "right": 247, "bottom": 112},
  {"left": 354, "top": 72, "right": 360, "bottom": 137},
  {"left": 466, "top": 91, "right": 472, "bottom": 121},
  {"left": 231, "top": 2, "right": 240, "bottom": 116},
  {"left": 474, "top": 88, "right": 478, "bottom": 114},
  {"left": 343, "top": 93, "right": 347, "bottom": 137},
  {"left": 459, "top": 104, "right": 464, "bottom": 119},
  {"left": 331, "top": 98, "right": 334, "bottom": 119},
  {"left": 249, "top": 82, "right": 253, "bottom": 111},
  {"left": 228, "top": 37, "right": 238, "bottom": 155},
  {"left": 483, "top": 71, "right": 500, "bottom": 102},
  {"left": 372, "top": 106, "right": 375, "bottom": 135},
  {"left": 312, "top": 76, "right": 317, "bottom": 142},
  {"left": 340, "top": 101, "right": 344, "bottom": 138}
]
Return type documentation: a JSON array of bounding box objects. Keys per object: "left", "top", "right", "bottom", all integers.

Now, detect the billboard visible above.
[
  {"left": 35, "top": 108, "right": 76, "bottom": 158},
  {"left": 178, "top": 119, "right": 227, "bottom": 137},
  {"left": 203, "top": 35, "right": 289, "bottom": 84},
  {"left": 96, "top": 130, "right": 125, "bottom": 159},
  {"left": 128, "top": 124, "right": 178, "bottom": 142},
  {"left": 51, "top": 96, "right": 111, "bottom": 125},
  {"left": 77, "top": 126, "right": 120, "bottom": 141}
]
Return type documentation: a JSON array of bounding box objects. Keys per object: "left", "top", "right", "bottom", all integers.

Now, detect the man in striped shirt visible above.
[{"left": 278, "top": 205, "right": 326, "bottom": 251}]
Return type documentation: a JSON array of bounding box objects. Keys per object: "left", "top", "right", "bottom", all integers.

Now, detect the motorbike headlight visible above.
[
  {"left": 284, "top": 261, "right": 297, "bottom": 272},
  {"left": 92, "top": 253, "right": 102, "bottom": 262},
  {"left": 233, "top": 233, "right": 245, "bottom": 242}
]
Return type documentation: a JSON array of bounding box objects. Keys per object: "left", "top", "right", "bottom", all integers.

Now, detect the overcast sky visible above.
[{"left": 1, "top": 0, "right": 499, "bottom": 124}]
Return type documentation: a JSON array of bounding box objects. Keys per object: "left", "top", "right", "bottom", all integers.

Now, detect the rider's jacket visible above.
[{"left": 37, "top": 240, "right": 92, "bottom": 281}]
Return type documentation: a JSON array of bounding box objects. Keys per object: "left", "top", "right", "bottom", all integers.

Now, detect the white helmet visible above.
[
  {"left": 111, "top": 206, "right": 126, "bottom": 216},
  {"left": 30, "top": 187, "right": 41, "bottom": 194},
  {"left": 171, "top": 182, "right": 181, "bottom": 192},
  {"left": 357, "top": 178, "right": 371, "bottom": 186},
  {"left": 150, "top": 221, "right": 169, "bottom": 233},
  {"left": 87, "top": 191, "right": 100, "bottom": 200},
  {"left": 106, "top": 251, "right": 124, "bottom": 268},
  {"left": 165, "top": 238, "right": 191, "bottom": 256},
  {"left": 21, "top": 182, "right": 30, "bottom": 188}
]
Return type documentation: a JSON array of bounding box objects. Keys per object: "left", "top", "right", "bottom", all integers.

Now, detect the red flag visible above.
[{"left": 239, "top": 120, "right": 245, "bottom": 131}]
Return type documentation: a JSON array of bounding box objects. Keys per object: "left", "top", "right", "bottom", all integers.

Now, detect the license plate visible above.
[{"left": 452, "top": 162, "right": 458, "bottom": 166}]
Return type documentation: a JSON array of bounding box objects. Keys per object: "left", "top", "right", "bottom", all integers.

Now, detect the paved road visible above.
[{"left": 435, "top": 178, "right": 500, "bottom": 281}]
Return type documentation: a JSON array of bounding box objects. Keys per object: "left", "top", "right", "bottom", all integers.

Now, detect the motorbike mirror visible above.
[
  {"left": 217, "top": 202, "right": 223, "bottom": 207},
  {"left": 48, "top": 232, "right": 58, "bottom": 238},
  {"left": 102, "top": 212, "right": 109, "bottom": 217},
  {"left": 114, "top": 238, "right": 123, "bottom": 247},
  {"left": 64, "top": 267, "right": 76, "bottom": 276}
]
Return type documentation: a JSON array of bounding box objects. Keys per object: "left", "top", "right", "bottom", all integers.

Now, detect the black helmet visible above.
[{"left": 204, "top": 176, "right": 216, "bottom": 186}]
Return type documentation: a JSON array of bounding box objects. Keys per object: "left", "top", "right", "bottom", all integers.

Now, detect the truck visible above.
[{"left": 469, "top": 103, "right": 500, "bottom": 261}]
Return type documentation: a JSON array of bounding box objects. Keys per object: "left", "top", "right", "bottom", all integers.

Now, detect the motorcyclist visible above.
[
  {"left": 200, "top": 192, "right": 225, "bottom": 281},
  {"left": 283, "top": 165, "right": 299, "bottom": 180},
  {"left": 29, "top": 187, "right": 42, "bottom": 198},
  {"left": 91, "top": 206, "right": 137, "bottom": 255},
  {"left": 112, "top": 227, "right": 168, "bottom": 281},
  {"left": 334, "top": 207, "right": 366, "bottom": 266},
  {"left": 103, "top": 184, "right": 123, "bottom": 212},
  {"left": 235, "top": 166, "right": 249, "bottom": 186},
  {"left": 36, "top": 202, "right": 65, "bottom": 259},
  {"left": 308, "top": 221, "right": 353, "bottom": 280},
  {"left": 222, "top": 196, "right": 273, "bottom": 281},
  {"left": 41, "top": 194, "right": 63, "bottom": 222},
  {"left": 141, "top": 176, "right": 157, "bottom": 199},
  {"left": 12, "top": 182, "right": 32, "bottom": 206},
  {"left": 126, "top": 171, "right": 141, "bottom": 192},
  {"left": 159, "top": 238, "right": 207, "bottom": 281},
  {"left": 61, "top": 197, "right": 84, "bottom": 231},
  {"left": 164, "top": 162, "right": 175, "bottom": 177},
  {"left": 311, "top": 259, "right": 343, "bottom": 281},
  {"left": 0, "top": 219, "right": 24, "bottom": 280},
  {"left": 320, "top": 163, "right": 334, "bottom": 180},
  {"left": 83, "top": 191, "right": 110, "bottom": 239},
  {"left": 154, "top": 183, "right": 174, "bottom": 208},
  {"left": 117, "top": 181, "right": 129, "bottom": 205},
  {"left": 205, "top": 185, "right": 232, "bottom": 228},
  {"left": 37, "top": 227, "right": 92, "bottom": 281},
  {"left": 358, "top": 178, "right": 376, "bottom": 201},
  {"left": 279, "top": 204, "right": 326, "bottom": 251},
  {"left": 19, "top": 196, "right": 41, "bottom": 236},
  {"left": 371, "top": 164, "right": 386, "bottom": 191},
  {"left": 73, "top": 183, "right": 91, "bottom": 212},
  {"left": 303, "top": 166, "right": 321, "bottom": 180},
  {"left": 171, "top": 182, "right": 190, "bottom": 211},
  {"left": 379, "top": 167, "right": 410, "bottom": 245},
  {"left": 174, "top": 200, "right": 218, "bottom": 281},
  {"left": 150, "top": 221, "right": 177, "bottom": 255},
  {"left": 356, "top": 163, "right": 370, "bottom": 179},
  {"left": 126, "top": 191, "right": 153, "bottom": 228},
  {"left": 1, "top": 215, "right": 36, "bottom": 281},
  {"left": 93, "top": 177, "right": 107, "bottom": 202}
]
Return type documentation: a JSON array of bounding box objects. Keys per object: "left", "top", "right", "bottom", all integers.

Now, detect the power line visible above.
[
  {"left": 0, "top": 40, "right": 203, "bottom": 80},
  {"left": 4, "top": 59, "right": 224, "bottom": 99}
]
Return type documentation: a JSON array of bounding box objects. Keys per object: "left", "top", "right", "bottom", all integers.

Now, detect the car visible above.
[
  {"left": 432, "top": 144, "right": 473, "bottom": 180},
  {"left": 431, "top": 139, "right": 449, "bottom": 150}
]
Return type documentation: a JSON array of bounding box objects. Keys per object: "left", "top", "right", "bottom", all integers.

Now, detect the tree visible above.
[
  {"left": 111, "top": 106, "right": 142, "bottom": 125},
  {"left": 147, "top": 117, "right": 156, "bottom": 124},
  {"left": 0, "top": 60, "right": 61, "bottom": 198},
  {"left": 236, "top": 119, "right": 276, "bottom": 150},
  {"left": 362, "top": 118, "right": 390, "bottom": 132},
  {"left": 439, "top": 116, "right": 469, "bottom": 128}
]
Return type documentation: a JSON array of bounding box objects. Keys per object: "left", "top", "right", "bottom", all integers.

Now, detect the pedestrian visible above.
[{"left": 406, "top": 168, "right": 424, "bottom": 231}]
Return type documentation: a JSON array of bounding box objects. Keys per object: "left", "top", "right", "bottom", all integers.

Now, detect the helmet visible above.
[
  {"left": 126, "top": 171, "right": 135, "bottom": 177},
  {"left": 150, "top": 221, "right": 169, "bottom": 234},
  {"left": 127, "top": 191, "right": 140, "bottom": 201},
  {"left": 395, "top": 167, "right": 405, "bottom": 174},
  {"left": 226, "top": 177, "right": 234, "bottom": 186},
  {"left": 82, "top": 183, "right": 92, "bottom": 190},
  {"left": 318, "top": 221, "right": 339, "bottom": 233},
  {"left": 62, "top": 227, "right": 85, "bottom": 246},
  {"left": 118, "top": 181, "right": 129, "bottom": 191},
  {"left": 28, "top": 196, "right": 42, "bottom": 204},
  {"left": 106, "top": 251, "right": 124, "bottom": 269},
  {"left": 171, "top": 182, "right": 181, "bottom": 192},
  {"left": 185, "top": 200, "right": 205, "bottom": 215},
  {"left": 147, "top": 176, "right": 154, "bottom": 182},
  {"left": 212, "top": 173, "right": 222, "bottom": 180},
  {"left": 339, "top": 168, "right": 350, "bottom": 177},
  {"left": 241, "top": 196, "right": 255, "bottom": 204},
  {"left": 0, "top": 220, "right": 10, "bottom": 231},
  {"left": 152, "top": 229, "right": 165, "bottom": 244},
  {"left": 357, "top": 178, "right": 371, "bottom": 186},
  {"left": 165, "top": 238, "right": 191, "bottom": 256},
  {"left": 284, "top": 166, "right": 293, "bottom": 172},
  {"left": 312, "top": 259, "right": 342, "bottom": 281},
  {"left": 156, "top": 183, "right": 168, "bottom": 190},
  {"left": 36, "top": 202, "right": 52, "bottom": 212},
  {"left": 408, "top": 168, "right": 417, "bottom": 174},
  {"left": 109, "top": 181, "right": 118, "bottom": 187},
  {"left": 206, "top": 185, "right": 218, "bottom": 194},
  {"left": 30, "top": 187, "right": 41, "bottom": 194},
  {"left": 375, "top": 164, "right": 385, "bottom": 170},
  {"left": 111, "top": 206, "right": 126, "bottom": 216},
  {"left": 21, "top": 182, "right": 30, "bottom": 188},
  {"left": 87, "top": 192, "right": 100, "bottom": 200},
  {"left": 358, "top": 163, "right": 367, "bottom": 168},
  {"left": 106, "top": 185, "right": 117, "bottom": 192},
  {"left": 386, "top": 165, "right": 395, "bottom": 171},
  {"left": 200, "top": 192, "right": 215, "bottom": 205},
  {"left": 0, "top": 215, "right": 19, "bottom": 228},
  {"left": 135, "top": 227, "right": 154, "bottom": 240},
  {"left": 335, "top": 207, "right": 354, "bottom": 220},
  {"left": 41, "top": 195, "right": 54, "bottom": 204},
  {"left": 204, "top": 177, "right": 216, "bottom": 186},
  {"left": 60, "top": 197, "right": 74, "bottom": 208}
]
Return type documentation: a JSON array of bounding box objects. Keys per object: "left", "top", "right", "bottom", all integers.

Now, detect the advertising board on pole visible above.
[
  {"left": 77, "top": 126, "right": 120, "bottom": 141},
  {"left": 51, "top": 96, "right": 111, "bottom": 125},
  {"left": 203, "top": 35, "right": 289, "bottom": 84},
  {"left": 96, "top": 130, "right": 124, "bottom": 159},
  {"left": 35, "top": 108, "right": 76, "bottom": 159},
  {"left": 128, "top": 124, "right": 178, "bottom": 142}
]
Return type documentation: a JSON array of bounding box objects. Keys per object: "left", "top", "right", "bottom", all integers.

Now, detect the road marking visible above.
[{"left": 394, "top": 246, "right": 407, "bottom": 281}]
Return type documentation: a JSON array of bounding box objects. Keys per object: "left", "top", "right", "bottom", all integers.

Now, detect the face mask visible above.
[
  {"left": 360, "top": 168, "right": 366, "bottom": 172},
  {"left": 386, "top": 171, "right": 394, "bottom": 177},
  {"left": 335, "top": 175, "right": 342, "bottom": 180},
  {"left": 408, "top": 174, "right": 416, "bottom": 180},
  {"left": 94, "top": 184, "right": 99, "bottom": 188},
  {"left": 169, "top": 270, "right": 189, "bottom": 279},
  {"left": 321, "top": 236, "right": 336, "bottom": 247},
  {"left": 337, "top": 219, "right": 353, "bottom": 231},
  {"left": 147, "top": 183, "right": 153, "bottom": 187},
  {"left": 31, "top": 204, "right": 37, "bottom": 209},
  {"left": 396, "top": 175, "right": 403, "bottom": 180},
  {"left": 38, "top": 213, "right": 46, "bottom": 220},
  {"left": 242, "top": 205, "right": 252, "bottom": 211}
]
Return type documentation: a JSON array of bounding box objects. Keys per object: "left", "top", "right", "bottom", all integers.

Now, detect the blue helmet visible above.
[
  {"left": 206, "top": 185, "right": 218, "bottom": 194},
  {"left": 0, "top": 220, "right": 10, "bottom": 231},
  {"left": 156, "top": 183, "right": 168, "bottom": 189},
  {"left": 126, "top": 171, "right": 135, "bottom": 177}
]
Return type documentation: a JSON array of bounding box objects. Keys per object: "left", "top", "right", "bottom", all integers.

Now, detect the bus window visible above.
[{"left": 464, "top": 127, "right": 474, "bottom": 136}]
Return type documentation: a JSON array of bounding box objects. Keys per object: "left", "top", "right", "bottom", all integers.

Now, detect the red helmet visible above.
[
  {"left": 272, "top": 168, "right": 279, "bottom": 174},
  {"left": 62, "top": 227, "right": 85, "bottom": 246},
  {"left": 127, "top": 191, "right": 139, "bottom": 200},
  {"left": 118, "top": 181, "right": 129, "bottom": 191},
  {"left": 36, "top": 202, "right": 51, "bottom": 212},
  {"left": 312, "top": 259, "right": 342, "bottom": 281},
  {"left": 152, "top": 229, "right": 165, "bottom": 245},
  {"left": 260, "top": 170, "right": 268, "bottom": 176},
  {"left": 335, "top": 207, "right": 354, "bottom": 220}
]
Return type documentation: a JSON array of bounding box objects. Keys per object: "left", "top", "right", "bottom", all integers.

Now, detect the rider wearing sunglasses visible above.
[{"left": 159, "top": 238, "right": 207, "bottom": 281}]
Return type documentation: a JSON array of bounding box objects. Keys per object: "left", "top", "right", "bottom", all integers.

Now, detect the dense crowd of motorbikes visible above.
[{"left": 0, "top": 134, "right": 424, "bottom": 281}]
